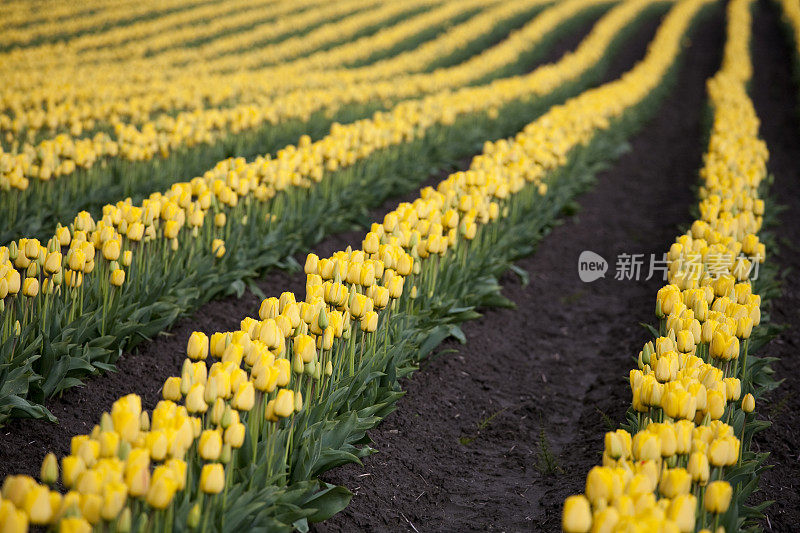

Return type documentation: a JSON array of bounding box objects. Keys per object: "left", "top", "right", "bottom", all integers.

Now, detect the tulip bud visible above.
[
  {"left": 103, "top": 239, "right": 120, "bottom": 261},
  {"left": 110, "top": 268, "right": 125, "bottom": 287},
  {"left": 212, "top": 238, "right": 225, "bottom": 258},
  {"left": 163, "top": 377, "right": 182, "bottom": 401},
  {"left": 294, "top": 334, "right": 316, "bottom": 363},
  {"left": 185, "top": 384, "right": 207, "bottom": 413},
  {"left": 687, "top": 452, "right": 709, "bottom": 485},
  {"left": 668, "top": 494, "right": 696, "bottom": 532},
  {"left": 562, "top": 495, "right": 591, "bottom": 533},
  {"left": 199, "top": 430, "right": 222, "bottom": 461},
  {"left": 232, "top": 381, "right": 255, "bottom": 411},
  {"left": 187, "top": 331, "right": 209, "bottom": 360},
  {"left": 704, "top": 481, "right": 732, "bottom": 514},
  {"left": 44, "top": 251, "right": 62, "bottom": 274},
  {"left": 187, "top": 503, "right": 202, "bottom": 529},
  {"left": 40, "top": 452, "right": 58, "bottom": 485},
  {"left": 742, "top": 393, "right": 755, "bottom": 413},
  {"left": 199, "top": 463, "right": 225, "bottom": 494},
  {"left": 22, "top": 277, "right": 39, "bottom": 297},
  {"left": 274, "top": 389, "right": 294, "bottom": 418},
  {"left": 220, "top": 443, "right": 232, "bottom": 464}
]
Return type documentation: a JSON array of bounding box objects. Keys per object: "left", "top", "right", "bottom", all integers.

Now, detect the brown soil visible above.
[
  {"left": 748, "top": 1, "right": 800, "bottom": 531},
  {"left": 313, "top": 9, "right": 724, "bottom": 533}
]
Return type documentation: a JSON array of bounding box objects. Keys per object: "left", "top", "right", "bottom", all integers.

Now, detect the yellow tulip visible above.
[
  {"left": 199, "top": 463, "right": 225, "bottom": 494},
  {"left": 232, "top": 381, "right": 255, "bottom": 411},
  {"left": 294, "top": 334, "right": 316, "bottom": 363},
  {"left": 199, "top": 429, "right": 223, "bottom": 461},
  {"left": 274, "top": 389, "right": 295, "bottom": 418},
  {"left": 212, "top": 238, "right": 226, "bottom": 257},
  {"left": 59, "top": 517, "right": 92, "bottom": 533},
  {"left": 110, "top": 268, "right": 126, "bottom": 286},
  {"left": 742, "top": 393, "right": 755, "bottom": 413},
  {"left": 668, "top": 494, "right": 697, "bottom": 533},
  {"left": 23, "top": 485, "right": 53, "bottom": 524},
  {"left": 44, "top": 251, "right": 62, "bottom": 274},
  {"left": 562, "top": 494, "right": 592, "bottom": 533},
  {"left": 22, "top": 277, "right": 39, "bottom": 297},
  {"left": 146, "top": 474, "right": 177, "bottom": 510},
  {"left": 703, "top": 481, "right": 733, "bottom": 514},
  {"left": 100, "top": 481, "right": 127, "bottom": 521},
  {"left": 0, "top": 501, "right": 28, "bottom": 533},
  {"left": 187, "top": 331, "right": 209, "bottom": 360},
  {"left": 40, "top": 452, "right": 58, "bottom": 485},
  {"left": 61, "top": 456, "right": 86, "bottom": 488},
  {"left": 102, "top": 239, "right": 120, "bottom": 261},
  {"left": 163, "top": 376, "right": 182, "bottom": 401}
]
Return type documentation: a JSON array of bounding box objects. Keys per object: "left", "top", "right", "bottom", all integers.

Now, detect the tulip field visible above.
[{"left": 1, "top": 0, "right": 799, "bottom": 531}]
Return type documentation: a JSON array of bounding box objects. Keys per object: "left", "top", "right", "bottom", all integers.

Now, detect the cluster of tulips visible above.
[
  {"left": 0, "top": 0, "right": 664, "bottom": 419},
  {"left": 0, "top": 232, "right": 417, "bottom": 531},
  {"left": 563, "top": 0, "right": 772, "bottom": 530},
  {"left": 0, "top": 0, "right": 561, "bottom": 190},
  {"left": 0, "top": 1, "right": 709, "bottom": 528},
  {"left": 563, "top": 420, "right": 746, "bottom": 532}
]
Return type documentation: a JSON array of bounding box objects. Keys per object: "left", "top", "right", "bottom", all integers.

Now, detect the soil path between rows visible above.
[
  {"left": 748, "top": 1, "right": 800, "bottom": 531},
  {"left": 0, "top": 12, "right": 605, "bottom": 481},
  {"left": 314, "top": 9, "right": 724, "bottom": 533}
]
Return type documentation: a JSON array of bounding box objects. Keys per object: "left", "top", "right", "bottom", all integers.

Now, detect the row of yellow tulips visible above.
[
  {"left": 0, "top": 0, "right": 498, "bottom": 191},
  {"left": 7, "top": 0, "right": 313, "bottom": 63},
  {"left": 0, "top": 0, "right": 626, "bottom": 223},
  {"left": 0, "top": 0, "right": 225, "bottom": 47},
  {"left": 0, "top": 0, "right": 658, "bottom": 421},
  {"left": 0, "top": 0, "right": 660, "bottom": 346},
  {"left": 562, "top": 0, "right": 773, "bottom": 531},
  {"left": 0, "top": 0, "right": 462, "bottom": 138},
  {"left": 0, "top": 1, "right": 711, "bottom": 529}
]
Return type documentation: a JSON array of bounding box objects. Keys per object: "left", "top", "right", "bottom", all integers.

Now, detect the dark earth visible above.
[
  {"left": 1, "top": 2, "right": 799, "bottom": 532},
  {"left": 748, "top": 1, "right": 800, "bottom": 531}
]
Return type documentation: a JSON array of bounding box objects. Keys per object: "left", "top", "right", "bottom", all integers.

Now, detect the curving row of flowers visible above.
[
  {"left": 0, "top": 0, "right": 661, "bottom": 425},
  {"left": 561, "top": 0, "right": 776, "bottom": 531},
  {"left": 0, "top": 0, "right": 712, "bottom": 529},
  {"left": 0, "top": 0, "right": 546, "bottom": 195},
  {"left": 0, "top": 0, "right": 472, "bottom": 159}
]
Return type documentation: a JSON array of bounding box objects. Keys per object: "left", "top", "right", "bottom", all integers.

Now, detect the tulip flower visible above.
[
  {"left": 40, "top": 453, "right": 58, "bottom": 486},
  {"left": 562, "top": 495, "right": 591, "bottom": 533},
  {"left": 199, "top": 429, "right": 223, "bottom": 461},
  {"left": 200, "top": 463, "right": 225, "bottom": 495},
  {"left": 704, "top": 481, "right": 733, "bottom": 514},
  {"left": 187, "top": 331, "right": 209, "bottom": 360},
  {"left": 742, "top": 393, "right": 755, "bottom": 413},
  {"left": 110, "top": 268, "right": 125, "bottom": 286}
]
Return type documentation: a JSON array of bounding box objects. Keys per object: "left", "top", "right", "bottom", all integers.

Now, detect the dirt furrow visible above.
[{"left": 748, "top": 1, "right": 800, "bottom": 531}]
